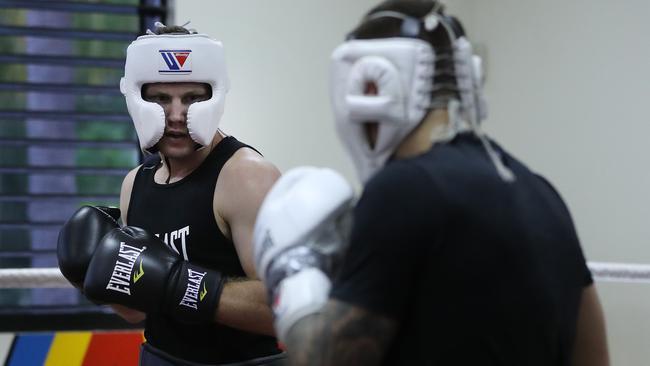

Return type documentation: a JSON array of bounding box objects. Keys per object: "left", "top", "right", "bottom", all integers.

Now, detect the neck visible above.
[
  {"left": 160, "top": 131, "right": 224, "bottom": 183},
  {"left": 394, "top": 109, "right": 450, "bottom": 159}
]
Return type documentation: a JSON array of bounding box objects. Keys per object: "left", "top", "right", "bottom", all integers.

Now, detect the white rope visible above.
[
  {"left": 588, "top": 261, "right": 650, "bottom": 284},
  {"left": 0, "top": 261, "right": 649, "bottom": 289},
  {"left": 0, "top": 268, "right": 72, "bottom": 289}
]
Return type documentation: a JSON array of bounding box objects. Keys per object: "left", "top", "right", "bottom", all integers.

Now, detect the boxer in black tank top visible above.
[
  {"left": 58, "top": 24, "right": 284, "bottom": 366},
  {"left": 127, "top": 136, "right": 282, "bottom": 364},
  {"left": 115, "top": 125, "right": 283, "bottom": 365}
]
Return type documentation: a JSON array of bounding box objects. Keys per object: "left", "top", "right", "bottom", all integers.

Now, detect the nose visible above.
[{"left": 166, "top": 98, "right": 187, "bottom": 126}]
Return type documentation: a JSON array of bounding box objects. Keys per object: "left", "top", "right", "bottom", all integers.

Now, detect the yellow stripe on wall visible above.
[{"left": 45, "top": 332, "right": 92, "bottom": 366}]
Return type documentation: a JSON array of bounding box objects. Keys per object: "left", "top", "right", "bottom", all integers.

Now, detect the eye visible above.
[
  {"left": 185, "top": 94, "right": 209, "bottom": 104},
  {"left": 145, "top": 94, "right": 170, "bottom": 104}
]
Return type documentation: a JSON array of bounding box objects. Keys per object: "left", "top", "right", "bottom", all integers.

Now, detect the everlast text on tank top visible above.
[{"left": 127, "top": 136, "right": 281, "bottom": 364}]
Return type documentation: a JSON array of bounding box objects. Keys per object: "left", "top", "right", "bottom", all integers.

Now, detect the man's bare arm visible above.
[
  {"left": 284, "top": 300, "right": 397, "bottom": 366},
  {"left": 111, "top": 166, "right": 147, "bottom": 324},
  {"left": 214, "top": 148, "right": 281, "bottom": 335},
  {"left": 212, "top": 278, "right": 272, "bottom": 335},
  {"left": 572, "top": 284, "right": 609, "bottom": 366}
]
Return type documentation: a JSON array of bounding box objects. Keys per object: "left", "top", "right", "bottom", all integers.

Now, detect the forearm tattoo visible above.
[{"left": 284, "top": 300, "right": 396, "bottom": 366}]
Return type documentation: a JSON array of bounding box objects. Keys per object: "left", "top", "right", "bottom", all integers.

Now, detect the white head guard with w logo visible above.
[{"left": 120, "top": 34, "right": 229, "bottom": 152}]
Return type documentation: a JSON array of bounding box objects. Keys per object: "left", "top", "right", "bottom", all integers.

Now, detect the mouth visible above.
[{"left": 164, "top": 130, "right": 189, "bottom": 139}]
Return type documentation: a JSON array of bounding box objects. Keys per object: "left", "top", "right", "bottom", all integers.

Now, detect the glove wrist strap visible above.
[
  {"left": 273, "top": 268, "right": 331, "bottom": 342},
  {"left": 169, "top": 261, "right": 224, "bottom": 324}
]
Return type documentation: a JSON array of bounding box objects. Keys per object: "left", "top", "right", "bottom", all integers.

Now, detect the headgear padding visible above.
[
  {"left": 330, "top": 38, "right": 434, "bottom": 183},
  {"left": 329, "top": 2, "right": 489, "bottom": 183},
  {"left": 120, "top": 34, "right": 229, "bottom": 152}
]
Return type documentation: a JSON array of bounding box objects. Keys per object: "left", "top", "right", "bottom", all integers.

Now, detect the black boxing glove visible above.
[
  {"left": 83, "top": 226, "right": 224, "bottom": 324},
  {"left": 57, "top": 205, "right": 121, "bottom": 288}
]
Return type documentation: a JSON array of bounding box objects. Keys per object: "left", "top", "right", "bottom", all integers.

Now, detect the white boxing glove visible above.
[{"left": 253, "top": 166, "right": 354, "bottom": 342}]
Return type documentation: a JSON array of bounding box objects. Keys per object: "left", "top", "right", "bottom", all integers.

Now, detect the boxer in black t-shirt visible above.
[{"left": 252, "top": 2, "right": 609, "bottom": 365}]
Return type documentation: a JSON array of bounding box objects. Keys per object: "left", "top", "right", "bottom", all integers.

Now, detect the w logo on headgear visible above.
[{"left": 159, "top": 49, "right": 192, "bottom": 74}]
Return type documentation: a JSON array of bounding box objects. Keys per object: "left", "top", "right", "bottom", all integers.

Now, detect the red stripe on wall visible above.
[{"left": 81, "top": 331, "right": 143, "bottom": 366}]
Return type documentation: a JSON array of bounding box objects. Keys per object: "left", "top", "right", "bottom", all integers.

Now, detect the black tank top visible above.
[{"left": 127, "top": 136, "right": 281, "bottom": 364}]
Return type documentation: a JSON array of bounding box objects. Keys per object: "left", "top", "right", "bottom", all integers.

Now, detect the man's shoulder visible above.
[
  {"left": 221, "top": 147, "right": 279, "bottom": 184},
  {"left": 214, "top": 145, "right": 280, "bottom": 212},
  {"left": 367, "top": 151, "right": 451, "bottom": 192},
  {"left": 368, "top": 158, "right": 425, "bottom": 187},
  {"left": 361, "top": 159, "right": 437, "bottom": 209},
  {"left": 212, "top": 140, "right": 280, "bottom": 250},
  {"left": 120, "top": 164, "right": 146, "bottom": 225},
  {"left": 122, "top": 164, "right": 145, "bottom": 190}
]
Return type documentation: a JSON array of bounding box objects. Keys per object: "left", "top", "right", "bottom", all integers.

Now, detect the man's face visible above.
[{"left": 142, "top": 82, "right": 211, "bottom": 158}]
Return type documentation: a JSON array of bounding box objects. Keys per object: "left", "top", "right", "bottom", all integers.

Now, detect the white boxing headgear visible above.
[
  {"left": 329, "top": 2, "right": 492, "bottom": 183},
  {"left": 330, "top": 38, "right": 434, "bottom": 183},
  {"left": 120, "top": 33, "right": 229, "bottom": 152}
]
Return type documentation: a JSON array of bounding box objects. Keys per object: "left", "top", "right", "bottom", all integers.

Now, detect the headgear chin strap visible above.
[{"left": 120, "top": 34, "right": 229, "bottom": 153}]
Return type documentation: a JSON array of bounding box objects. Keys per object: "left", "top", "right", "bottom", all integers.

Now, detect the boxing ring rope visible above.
[
  {"left": 0, "top": 268, "right": 73, "bottom": 289},
  {"left": 587, "top": 262, "right": 650, "bottom": 284},
  {"left": 0, "top": 262, "right": 650, "bottom": 288}
]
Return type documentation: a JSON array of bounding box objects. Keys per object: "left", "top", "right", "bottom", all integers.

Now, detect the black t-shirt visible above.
[
  {"left": 128, "top": 136, "right": 281, "bottom": 364},
  {"left": 330, "top": 133, "right": 592, "bottom": 366}
]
